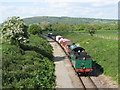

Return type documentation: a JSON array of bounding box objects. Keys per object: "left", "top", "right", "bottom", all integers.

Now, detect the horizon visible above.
[{"left": 22, "top": 15, "right": 118, "bottom": 20}]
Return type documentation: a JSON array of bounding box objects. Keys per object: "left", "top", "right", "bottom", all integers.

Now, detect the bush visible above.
[
  {"left": 2, "top": 34, "right": 55, "bottom": 88},
  {"left": 1, "top": 16, "right": 29, "bottom": 45},
  {"left": 28, "top": 24, "right": 42, "bottom": 35}
]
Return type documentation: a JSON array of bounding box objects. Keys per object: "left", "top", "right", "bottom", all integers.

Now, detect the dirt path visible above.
[{"left": 90, "top": 75, "right": 118, "bottom": 88}]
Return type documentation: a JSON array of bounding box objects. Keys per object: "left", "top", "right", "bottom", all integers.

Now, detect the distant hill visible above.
[{"left": 23, "top": 16, "right": 117, "bottom": 25}]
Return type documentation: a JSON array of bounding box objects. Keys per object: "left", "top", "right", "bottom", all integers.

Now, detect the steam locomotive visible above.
[{"left": 48, "top": 33, "right": 93, "bottom": 73}]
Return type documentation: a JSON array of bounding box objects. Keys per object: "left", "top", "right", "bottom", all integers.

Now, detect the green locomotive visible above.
[{"left": 68, "top": 44, "right": 93, "bottom": 73}]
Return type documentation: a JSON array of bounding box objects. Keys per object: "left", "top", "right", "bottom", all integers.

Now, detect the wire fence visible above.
[{"left": 93, "top": 34, "right": 118, "bottom": 40}]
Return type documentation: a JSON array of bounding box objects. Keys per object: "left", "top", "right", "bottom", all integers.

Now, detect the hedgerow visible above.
[{"left": 2, "top": 34, "right": 55, "bottom": 88}]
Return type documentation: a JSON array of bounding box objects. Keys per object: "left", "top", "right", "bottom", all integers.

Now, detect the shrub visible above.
[
  {"left": 28, "top": 24, "right": 42, "bottom": 35},
  {"left": 2, "top": 34, "right": 55, "bottom": 88},
  {"left": 1, "top": 16, "right": 29, "bottom": 45}
]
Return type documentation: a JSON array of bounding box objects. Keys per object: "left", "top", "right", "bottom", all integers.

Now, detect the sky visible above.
[{"left": 0, "top": 0, "right": 119, "bottom": 23}]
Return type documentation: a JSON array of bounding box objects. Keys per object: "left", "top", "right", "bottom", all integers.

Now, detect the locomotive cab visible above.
[{"left": 70, "top": 46, "right": 85, "bottom": 56}]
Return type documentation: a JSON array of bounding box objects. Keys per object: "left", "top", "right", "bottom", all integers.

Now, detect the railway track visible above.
[
  {"left": 43, "top": 34, "right": 98, "bottom": 89},
  {"left": 79, "top": 76, "right": 98, "bottom": 89}
]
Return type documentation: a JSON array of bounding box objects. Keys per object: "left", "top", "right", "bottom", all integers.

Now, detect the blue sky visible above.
[{"left": 0, "top": 0, "right": 119, "bottom": 23}]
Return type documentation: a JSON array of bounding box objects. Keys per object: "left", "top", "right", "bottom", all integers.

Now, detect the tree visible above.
[
  {"left": 93, "top": 24, "right": 102, "bottom": 30},
  {"left": 76, "top": 24, "right": 85, "bottom": 31},
  {"left": 67, "top": 24, "right": 75, "bottom": 31},
  {"left": 28, "top": 24, "right": 42, "bottom": 35},
  {"left": 1, "top": 16, "right": 29, "bottom": 45},
  {"left": 46, "top": 24, "right": 52, "bottom": 31},
  {"left": 40, "top": 21, "right": 49, "bottom": 30},
  {"left": 85, "top": 24, "right": 96, "bottom": 36}
]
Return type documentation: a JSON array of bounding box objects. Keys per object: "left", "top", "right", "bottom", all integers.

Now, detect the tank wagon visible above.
[{"left": 48, "top": 34, "right": 93, "bottom": 73}]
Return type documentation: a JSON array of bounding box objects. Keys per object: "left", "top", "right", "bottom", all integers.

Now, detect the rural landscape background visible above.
[{"left": 0, "top": 0, "right": 119, "bottom": 88}]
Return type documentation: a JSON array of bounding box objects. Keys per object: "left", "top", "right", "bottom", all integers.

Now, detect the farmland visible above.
[
  {"left": 73, "top": 30, "right": 118, "bottom": 39},
  {"left": 77, "top": 30, "right": 118, "bottom": 40},
  {"left": 94, "top": 30, "right": 118, "bottom": 39}
]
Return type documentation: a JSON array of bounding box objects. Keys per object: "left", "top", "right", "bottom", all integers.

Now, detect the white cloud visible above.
[
  {"left": 1, "top": 0, "right": 33, "bottom": 2},
  {"left": 0, "top": 0, "right": 118, "bottom": 23},
  {"left": 44, "top": 0, "right": 118, "bottom": 3},
  {"left": 0, "top": 6, "right": 46, "bottom": 22},
  {"left": 91, "top": 0, "right": 118, "bottom": 7},
  {"left": 1, "top": 0, "right": 119, "bottom": 4}
]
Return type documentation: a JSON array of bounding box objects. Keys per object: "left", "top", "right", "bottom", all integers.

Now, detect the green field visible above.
[
  {"left": 74, "top": 30, "right": 118, "bottom": 41},
  {"left": 47, "top": 31, "right": 118, "bottom": 85},
  {"left": 74, "top": 30, "right": 118, "bottom": 39},
  {"left": 45, "top": 30, "right": 118, "bottom": 39},
  {"left": 95, "top": 30, "right": 118, "bottom": 39}
]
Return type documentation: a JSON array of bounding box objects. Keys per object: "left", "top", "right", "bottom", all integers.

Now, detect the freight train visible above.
[{"left": 48, "top": 33, "right": 93, "bottom": 74}]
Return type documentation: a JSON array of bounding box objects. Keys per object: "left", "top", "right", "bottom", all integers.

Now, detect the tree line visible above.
[
  {"left": 23, "top": 16, "right": 117, "bottom": 25},
  {"left": 43, "top": 23, "right": 118, "bottom": 31},
  {"left": 41, "top": 23, "right": 118, "bottom": 36}
]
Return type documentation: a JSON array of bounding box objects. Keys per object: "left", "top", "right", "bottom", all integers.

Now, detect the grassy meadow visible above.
[{"left": 95, "top": 30, "right": 118, "bottom": 39}]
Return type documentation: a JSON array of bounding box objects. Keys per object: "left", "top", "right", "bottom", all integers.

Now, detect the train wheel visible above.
[
  {"left": 77, "top": 72, "right": 81, "bottom": 76},
  {"left": 84, "top": 72, "right": 89, "bottom": 76}
]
